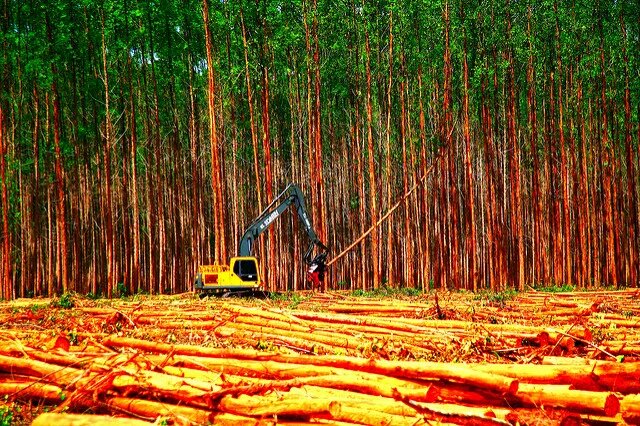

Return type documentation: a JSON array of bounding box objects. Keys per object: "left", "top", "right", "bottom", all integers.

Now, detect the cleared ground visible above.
[{"left": 1, "top": 289, "right": 639, "bottom": 425}]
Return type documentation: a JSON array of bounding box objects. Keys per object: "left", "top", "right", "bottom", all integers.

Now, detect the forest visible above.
[{"left": 0, "top": 0, "right": 639, "bottom": 299}]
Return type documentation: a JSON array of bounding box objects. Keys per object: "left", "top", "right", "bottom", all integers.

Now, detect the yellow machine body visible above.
[{"left": 194, "top": 257, "right": 263, "bottom": 296}]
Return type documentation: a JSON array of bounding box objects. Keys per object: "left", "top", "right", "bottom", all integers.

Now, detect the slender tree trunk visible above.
[
  {"left": 461, "top": 7, "right": 477, "bottom": 291},
  {"left": 127, "top": 56, "right": 141, "bottom": 294},
  {"left": 385, "top": 9, "right": 394, "bottom": 285},
  {"left": 101, "top": 18, "right": 115, "bottom": 298},
  {"left": 417, "top": 66, "right": 431, "bottom": 290},
  {"left": 442, "top": 0, "right": 459, "bottom": 289},
  {"left": 620, "top": 14, "right": 637, "bottom": 287},
  {"left": 526, "top": 6, "right": 542, "bottom": 286},
  {"left": 312, "top": 0, "right": 326, "bottom": 247},
  {"left": 506, "top": 2, "right": 523, "bottom": 290},
  {"left": 203, "top": 0, "right": 226, "bottom": 264},
  {"left": 399, "top": 52, "right": 411, "bottom": 287},
  {"left": 240, "top": 10, "right": 262, "bottom": 212},
  {"left": 32, "top": 87, "right": 42, "bottom": 296},
  {"left": 365, "top": 30, "right": 379, "bottom": 289},
  {"left": 261, "top": 63, "right": 275, "bottom": 289},
  {"left": 482, "top": 79, "right": 498, "bottom": 289},
  {"left": 0, "top": 105, "right": 10, "bottom": 300},
  {"left": 598, "top": 15, "right": 617, "bottom": 286}
]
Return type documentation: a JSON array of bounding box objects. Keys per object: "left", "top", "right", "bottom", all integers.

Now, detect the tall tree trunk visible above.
[
  {"left": 598, "top": 13, "right": 617, "bottom": 286},
  {"left": 506, "top": 1, "right": 523, "bottom": 290},
  {"left": 442, "top": 0, "right": 459, "bottom": 289},
  {"left": 400, "top": 52, "right": 411, "bottom": 287},
  {"left": 620, "top": 14, "right": 637, "bottom": 287},
  {"left": 101, "top": 18, "right": 115, "bottom": 298},
  {"left": 385, "top": 9, "right": 394, "bottom": 285},
  {"left": 240, "top": 10, "right": 262, "bottom": 212},
  {"left": 365, "top": 30, "right": 379, "bottom": 289},
  {"left": 32, "top": 87, "right": 42, "bottom": 296},
  {"left": 312, "top": 0, "right": 326, "bottom": 247},
  {"left": 527, "top": 6, "right": 542, "bottom": 286},
  {"left": 418, "top": 66, "right": 431, "bottom": 290},
  {"left": 203, "top": 0, "right": 226, "bottom": 264},
  {"left": 261, "top": 63, "right": 275, "bottom": 289},
  {"left": 0, "top": 105, "right": 10, "bottom": 300},
  {"left": 461, "top": 5, "right": 477, "bottom": 291}
]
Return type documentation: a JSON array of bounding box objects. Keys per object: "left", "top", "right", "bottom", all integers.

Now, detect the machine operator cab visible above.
[
  {"left": 233, "top": 257, "right": 259, "bottom": 282},
  {"left": 194, "top": 256, "right": 262, "bottom": 296}
]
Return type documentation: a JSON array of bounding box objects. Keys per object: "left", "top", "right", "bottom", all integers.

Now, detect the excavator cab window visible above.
[{"left": 233, "top": 259, "right": 259, "bottom": 282}]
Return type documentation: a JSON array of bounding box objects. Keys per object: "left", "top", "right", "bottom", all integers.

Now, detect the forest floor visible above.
[{"left": 0, "top": 288, "right": 639, "bottom": 425}]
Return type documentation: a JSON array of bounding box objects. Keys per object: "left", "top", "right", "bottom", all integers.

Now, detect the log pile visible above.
[{"left": 0, "top": 290, "right": 639, "bottom": 425}]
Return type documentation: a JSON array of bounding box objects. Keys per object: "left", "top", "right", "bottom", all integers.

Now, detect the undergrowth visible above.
[
  {"left": 351, "top": 285, "right": 423, "bottom": 298},
  {"left": 51, "top": 292, "right": 75, "bottom": 309},
  {"left": 0, "top": 403, "right": 13, "bottom": 426},
  {"left": 473, "top": 287, "right": 518, "bottom": 305},
  {"left": 532, "top": 283, "right": 576, "bottom": 293},
  {"left": 269, "top": 291, "right": 309, "bottom": 309}
]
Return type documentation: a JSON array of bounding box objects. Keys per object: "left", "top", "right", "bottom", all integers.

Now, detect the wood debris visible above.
[{"left": 0, "top": 290, "right": 639, "bottom": 425}]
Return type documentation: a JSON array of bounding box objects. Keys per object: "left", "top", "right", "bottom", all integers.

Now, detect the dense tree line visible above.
[{"left": 0, "top": 0, "right": 639, "bottom": 299}]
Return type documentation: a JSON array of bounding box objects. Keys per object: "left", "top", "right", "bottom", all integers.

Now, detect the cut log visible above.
[
  {"left": 32, "top": 413, "right": 153, "bottom": 426},
  {"left": 470, "top": 361, "right": 640, "bottom": 393},
  {"left": 0, "top": 379, "right": 64, "bottom": 402},
  {"left": 511, "top": 383, "right": 620, "bottom": 417},
  {"left": 0, "top": 353, "right": 82, "bottom": 386},
  {"left": 219, "top": 393, "right": 340, "bottom": 417}
]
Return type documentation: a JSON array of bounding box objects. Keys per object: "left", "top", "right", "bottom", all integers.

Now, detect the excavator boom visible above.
[{"left": 239, "top": 184, "right": 328, "bottom": 262}]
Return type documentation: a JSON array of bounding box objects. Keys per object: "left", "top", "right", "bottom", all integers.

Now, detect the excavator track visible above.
[{"left": 199, "top": 288, "right": 268, "bottom": 299}]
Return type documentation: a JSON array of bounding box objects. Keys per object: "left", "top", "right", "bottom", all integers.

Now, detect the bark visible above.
[
  {"left": 0, "top": 105, "right": 9, "bottom": 300},
  {"left": 32, "top": 87, "right": 42, "bottom": 296},
  {"left": 203, "top": 0, "right": 226, "bottom": 264},
  {"left": 527, "top": 6, "right": 542, "bottom": 286},
  {"left": 365, "top": 30, "right": 379, "bottom": 289},
  {"left": 598, "top": 14, "right": 617, "bottom": 286},
  {"left": 620, "top": 14, "right": 637, "bottom": 287},
  {"left": 32, "top": 414, "right": 152, "bottom": 426},
  {"left": 442, "top": 1, "right": 459, "bottom": 289},
  {"left": 461, "top": 11, "right": 477, "bottom": 291},
  {"left": 101, "top": 18, "right": 115, "bottom": 298},
  {"left": 506, "top": 2, "right": 523, "bottom": 290},
  {"left": 385, "top": 10, "right": 394, "bottom": 285},
  {"left": 312, "top": 0, "right": 326, "bottom": 247},
  {"left": 240, "top": 10, "right": 262, "bottom": 212}
]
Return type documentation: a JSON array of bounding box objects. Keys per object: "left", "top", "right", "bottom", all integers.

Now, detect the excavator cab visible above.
[{"left": 233, "top": 258, "right": 259, "bottom": 282}]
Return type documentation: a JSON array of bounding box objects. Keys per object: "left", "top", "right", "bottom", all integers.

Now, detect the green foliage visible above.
[
  {"left": 51, "top": 293, "right": 75, "bottom": 309},
  {"left": 67, "top": 329, "right": 78, "bottom": 345},
  {"left": 117, "top": 283, "right": 129, "bottom": 299},
  {"left": 351, "top": 285, "right": 423, "bottom": 298},
  {"left": 473, "top": 288, "right": 518, "bottom": 305},
  {"left": 86, "top": 292, "right": 102, "bottom": 300},
  {"left": 29, "top": 304, "right": 45, "bottom": 314},
  {"left": 533, "top": 283, "right": 576, "bottom": 293},
  {"left": 0, "top": 403, "right": 13, "bottom": 426},
  {"left": 269, "top": 291, "right": 308, "bottom": 309}
]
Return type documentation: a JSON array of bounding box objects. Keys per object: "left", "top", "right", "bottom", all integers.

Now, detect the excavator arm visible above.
[
  {"left": 238, "top": 184, "right": 329, "bottom": 264},
  {"left": 195, "top": 183, "right": 328, "bottom": 296}
]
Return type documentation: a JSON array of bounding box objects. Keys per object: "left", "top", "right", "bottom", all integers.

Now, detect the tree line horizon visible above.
[{"left": 0, "top": 0, "right": 639, "bottom": 299}]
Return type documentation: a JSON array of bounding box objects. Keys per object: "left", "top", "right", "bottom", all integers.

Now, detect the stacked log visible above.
[
  {"left": 0, "top": 290, "right": 639, "bottom": 424},
  {"left": 0, "top": 336, "right": 634, "bottom": 425}
]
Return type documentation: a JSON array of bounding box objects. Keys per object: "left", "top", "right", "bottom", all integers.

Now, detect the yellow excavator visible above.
[{"left": 194, "top": 184, "right": 329, "bottom": 297}]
